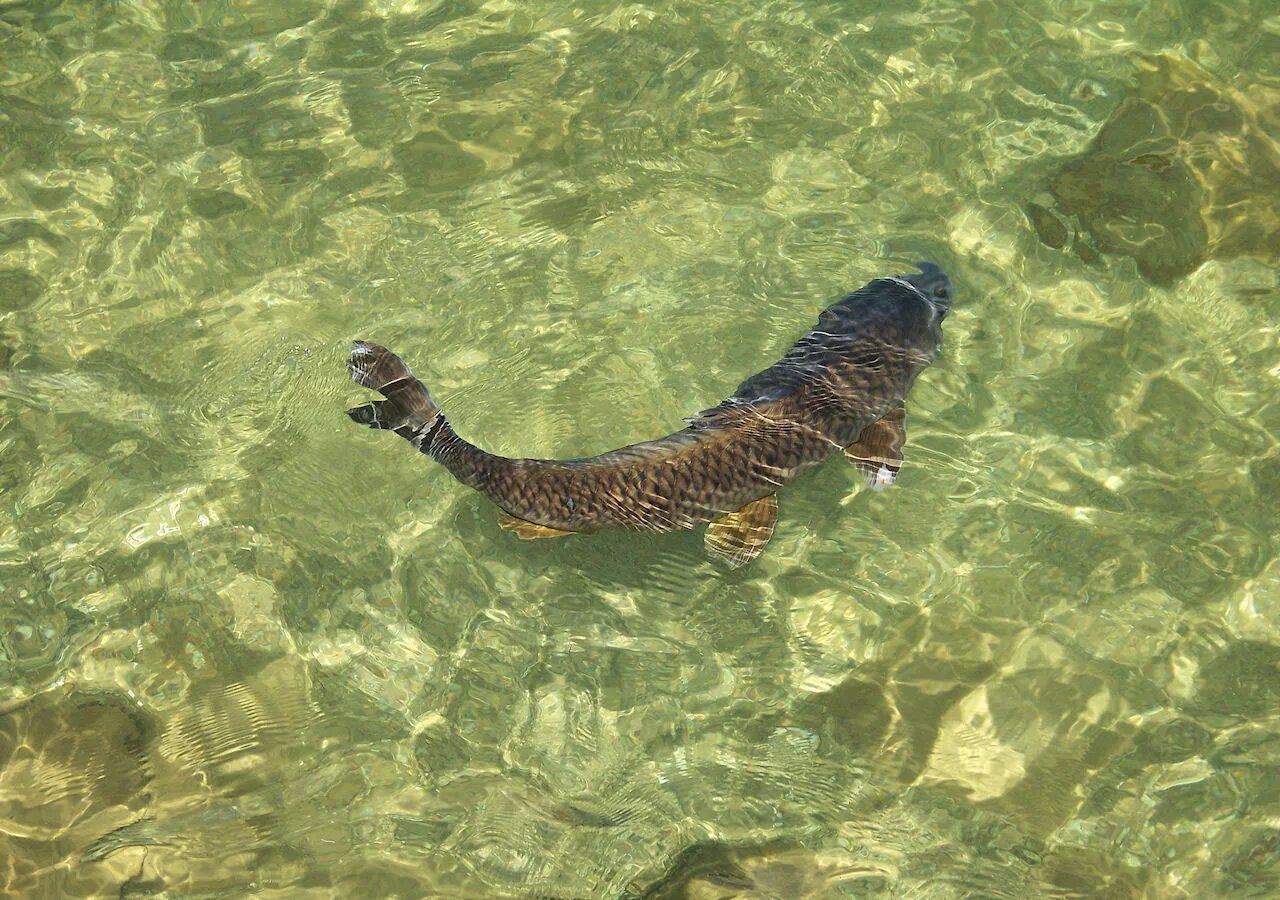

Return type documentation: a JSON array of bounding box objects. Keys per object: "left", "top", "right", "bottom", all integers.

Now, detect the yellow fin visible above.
[
  {"left": 845, "top": 404, "right": 906, "bottom": 491},
  {"left": 498, "top": 511, "right": 576, "bottom": 540},
  {"left": 705, "top": 494, "right": 778, "bottom": 568}
]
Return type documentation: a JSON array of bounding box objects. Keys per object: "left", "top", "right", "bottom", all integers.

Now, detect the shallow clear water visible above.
[{"left": 2, "top": 0, "right": 1278, "bottom": 896}]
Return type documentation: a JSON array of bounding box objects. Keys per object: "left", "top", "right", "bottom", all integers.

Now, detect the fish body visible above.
[{"left": 348, "top": 263, "right": 952, "bottom": 565}]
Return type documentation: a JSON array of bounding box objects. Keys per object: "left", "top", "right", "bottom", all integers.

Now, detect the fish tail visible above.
[{"left": 346, "top": 341, "right": 441, "bottom": 439}]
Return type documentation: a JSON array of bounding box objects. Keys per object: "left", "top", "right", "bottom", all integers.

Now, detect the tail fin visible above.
[{"left": 346, "top": 342, "right": 441, "bottom": 437}]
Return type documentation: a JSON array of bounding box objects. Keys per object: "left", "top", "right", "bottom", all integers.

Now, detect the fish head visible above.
[
  {"left": 902, "top": 261, "right": 952, "bottom": 320},
  {"left": 817, "top": 263, "right": 953, "bottom": 357}
]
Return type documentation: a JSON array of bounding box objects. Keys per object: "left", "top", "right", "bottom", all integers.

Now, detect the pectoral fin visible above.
[
  {"left": 705, "top": 494, "right": 778, "bottom": 568},
  {"left": 845, "top": 404, "right": 906, "bottom": 491},
  {"left": 498, "top": 511, "right": 576, "bottom": 540}
]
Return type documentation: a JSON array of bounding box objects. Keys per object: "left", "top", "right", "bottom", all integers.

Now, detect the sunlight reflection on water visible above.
[{"left": 0, "top": 0, "right": 1277, "bottom": 896}]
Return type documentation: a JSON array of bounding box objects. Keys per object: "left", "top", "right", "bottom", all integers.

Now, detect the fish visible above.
[{"left": 346, "top": 262, "right": 953, "bottom": 566}]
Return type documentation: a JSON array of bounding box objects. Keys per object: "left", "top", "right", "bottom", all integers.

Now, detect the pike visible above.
[{"left": 347, "top": 263, "right": 953, "bottom": 566}]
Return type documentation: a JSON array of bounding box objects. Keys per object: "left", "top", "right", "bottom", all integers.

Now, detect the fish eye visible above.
[{"left": 933, "top": 285, "right": 950, "bottom": 301}]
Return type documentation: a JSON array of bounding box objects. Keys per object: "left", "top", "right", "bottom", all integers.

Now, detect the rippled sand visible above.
[{"left": 1, "top": 0, "right": 1278, "bottom": 896}]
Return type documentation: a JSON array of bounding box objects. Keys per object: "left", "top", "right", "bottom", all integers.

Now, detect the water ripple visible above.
[{"left": 1, "top": 0, "right": 1277, "bottom": 896}]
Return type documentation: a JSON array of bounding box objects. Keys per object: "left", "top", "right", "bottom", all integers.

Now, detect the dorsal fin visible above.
[{"left": 685, "top": 394, "right": 785, "bottom": 429}]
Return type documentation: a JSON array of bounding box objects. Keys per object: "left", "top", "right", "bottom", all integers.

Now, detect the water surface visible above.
[{"left": 1, "top": 0, "right": 1278, "bottom": 896}]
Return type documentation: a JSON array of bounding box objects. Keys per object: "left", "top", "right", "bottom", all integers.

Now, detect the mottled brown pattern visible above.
[{"left": 347, "top": 264, "right": 952, "bottom": 546}]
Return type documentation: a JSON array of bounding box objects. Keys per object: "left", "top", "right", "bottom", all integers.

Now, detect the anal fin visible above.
[
  {"left": 498, "top": 511, "right": 576, "bottom": 540},
  {"left": 845, "top": 404, "right": 906, "bottom": 491},
  {"left": 705, "top": 494, "right": 778, "bottom": 568}
]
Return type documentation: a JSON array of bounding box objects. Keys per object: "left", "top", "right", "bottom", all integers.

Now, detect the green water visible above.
[{"left": 2, "top": 0, "right": 1278, "bottom": 896}]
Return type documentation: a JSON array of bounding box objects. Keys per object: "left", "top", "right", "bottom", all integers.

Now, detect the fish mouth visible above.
[{"left": 903, "top": 261, "right": 952, "bottom": 318}]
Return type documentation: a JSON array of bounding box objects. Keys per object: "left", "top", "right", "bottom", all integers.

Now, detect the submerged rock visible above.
[
  {"left": 1040, "top": 55, "right": 1279, "bottom": 285},
  {"left": 634, "top": 840, "right": 872, "bottom": 899}
]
